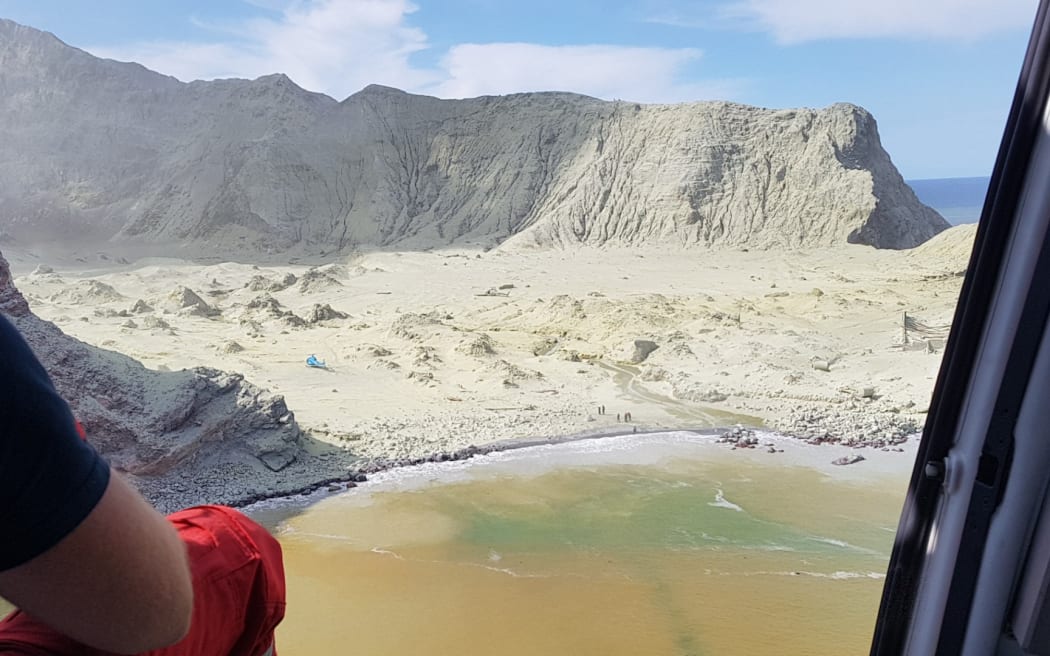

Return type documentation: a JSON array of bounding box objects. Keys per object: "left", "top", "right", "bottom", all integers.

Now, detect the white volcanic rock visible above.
[
  {"left": 163, "top": 286, "right": 220, "bottom": 317},
  {"left": 0, "top": 19, "right": 947, "bottom": 253}
]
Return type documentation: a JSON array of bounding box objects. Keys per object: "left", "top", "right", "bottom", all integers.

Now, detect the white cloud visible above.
[
  {"left": 643, "top": 12, "right": 710, "bottom": 30},
  {"left": 425, "top": 43, "right": 738, "bottom": 103},
  {"left": 90, "top": 0, "right": 438, "bottom": 99},
  {"left": 723, "top": 0, "right": 1038, "bottom": 43},
  {"left": 86, "top": 0, "right": 740, "bottom": 103}
]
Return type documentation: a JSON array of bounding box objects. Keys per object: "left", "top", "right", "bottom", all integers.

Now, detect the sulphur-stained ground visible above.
[{"left": 9, "top": 225, "right": 974, "bottom": 480}]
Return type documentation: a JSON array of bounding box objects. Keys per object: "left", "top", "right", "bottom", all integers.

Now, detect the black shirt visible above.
[{"left": 0, "top": 315, "right": 109, "bottom": 570}]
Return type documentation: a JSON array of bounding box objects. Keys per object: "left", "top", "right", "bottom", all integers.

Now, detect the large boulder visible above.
[
  {"left": 163, "top": 286, "right": 220, "bottom": 317},
  {"left": 624, "top": 339, "right": 659, "bottom": 364}
]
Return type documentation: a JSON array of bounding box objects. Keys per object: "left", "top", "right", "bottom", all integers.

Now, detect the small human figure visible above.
[
  {"left": 625, "top": 411, "right": 632, "bottom": 422},
  {"left": 616, "top": 413, "right": 621, "bottom": 422}
]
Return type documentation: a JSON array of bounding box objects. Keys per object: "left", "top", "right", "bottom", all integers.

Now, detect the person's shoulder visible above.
[
  {"left": 0, "top": 313, "right": 22, "bottom": 343},
  {"left": 0, "top": 314, "right": 33, "bottom": 356},
  {"left": 0, "top": 315, "right": 46, "bottom": 385}
]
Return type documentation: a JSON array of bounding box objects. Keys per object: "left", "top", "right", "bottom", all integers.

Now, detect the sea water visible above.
[
  {"left": 907, "top": 176, "right": 990, "bottom": 224},
  {"left": 258, "top": 432, "right": 910, "bottom": 655}
]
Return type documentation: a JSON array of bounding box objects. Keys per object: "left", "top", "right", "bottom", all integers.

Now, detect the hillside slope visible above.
[{"left": 0, "top": 18, "right": 947, "bottom": 253}]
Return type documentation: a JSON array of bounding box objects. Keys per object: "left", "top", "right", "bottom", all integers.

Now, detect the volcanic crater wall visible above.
[{"left": 0, "top": 18, "right": 947, "bottom": 254}]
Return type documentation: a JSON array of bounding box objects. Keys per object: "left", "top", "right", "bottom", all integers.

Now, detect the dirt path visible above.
[{"left": 598, "top": 360, "right": 763, "bottom": 427}]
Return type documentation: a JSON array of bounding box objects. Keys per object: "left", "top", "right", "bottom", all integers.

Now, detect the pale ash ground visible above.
[{"left": 12, "top": 226, "right": 974, "bottom": 465}]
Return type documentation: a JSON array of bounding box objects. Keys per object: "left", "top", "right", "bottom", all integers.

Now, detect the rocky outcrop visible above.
[
  {"left": 305, "top": 303, "right": 348, "bottom": 323},
  {"left": 163, "top": 286, "right": 219, "bottom": 317},
  {"left": 628, "top": 340, "right": 659, "bottom": 364},
  {"left": 0, "top": 19, "right": 947, "bottom": 254},
  {"left": 0, "top": 251, "right": 29, "bottom": 316},
  {"left": 0, "top": 249, "right": 304, "bottom": 477}
]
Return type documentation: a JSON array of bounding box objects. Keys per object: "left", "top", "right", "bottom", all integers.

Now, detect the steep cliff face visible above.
[
  {"left": 0, "top": 249, "right": 303, "bottom": 476},
  {"left": 503, "top": 102, "right": 945, "bottom": 250},
  {"left": 0, "top": 250, "right": 29, "bottom": 316},
  {"left": 0, "top": 19, "right": 947, "bottom": 252}
]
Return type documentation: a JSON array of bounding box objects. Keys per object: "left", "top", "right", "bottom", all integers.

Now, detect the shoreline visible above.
[
  {"left": 220, "top": 422, "right": 919, "bottom": 513},
  {"left": 225, "top": 424, "right": 715, "bottom": 509}
]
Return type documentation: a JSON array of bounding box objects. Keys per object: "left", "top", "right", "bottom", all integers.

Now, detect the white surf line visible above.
[
  {"left": 805, "top": 535, "right": 884, "bottom": 556},
  {"left": 708, "top": 487, "right": 745, "bottom": 512},
  {"left": 704, "top": 568, "right": 886, "bottom": 580},
  {"left": 370, "top": 547, "right": 406, "bottom": 560},
  {"left": 285, "top": 530, "right": 367, "bottom": 545}
]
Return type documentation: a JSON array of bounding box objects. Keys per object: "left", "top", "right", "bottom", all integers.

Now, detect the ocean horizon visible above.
[{"left": 907, "top": 176, "right": 990, "bottom": 225}]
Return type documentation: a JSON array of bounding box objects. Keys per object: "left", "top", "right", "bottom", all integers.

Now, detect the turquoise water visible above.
[
  {"left": 262, "top": 432, "right": 909, "bottom": 655},
  {"left": 458, "top": 467, "right": 887, "bottom": 563}
]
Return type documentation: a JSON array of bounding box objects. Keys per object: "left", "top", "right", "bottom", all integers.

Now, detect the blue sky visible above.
[{"left": 0, "top": 0, "right": 1039, "bottom": 179}]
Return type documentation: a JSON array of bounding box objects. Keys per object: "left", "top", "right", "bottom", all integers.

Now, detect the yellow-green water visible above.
[{"left": 261, "top": 433, "right": 909, "bottom": 655}]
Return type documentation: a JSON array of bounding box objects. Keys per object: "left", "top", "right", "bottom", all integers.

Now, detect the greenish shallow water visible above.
[{"left": 262, "top": 432, "right": 909, "bottom": 655}]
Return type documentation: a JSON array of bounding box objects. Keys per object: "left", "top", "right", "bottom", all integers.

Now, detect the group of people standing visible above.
[{"left": 596, "top": 405, "right": 633, "bottom": 422}]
